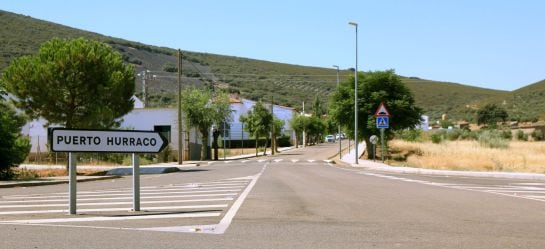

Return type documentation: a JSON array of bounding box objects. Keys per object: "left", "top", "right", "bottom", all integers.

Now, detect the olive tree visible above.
[
  {"left": 181, "top": 88, "right": 231, "bottom": 160},
  {"left": 240, "top": 101, "right": 273, "bottom": 156}
]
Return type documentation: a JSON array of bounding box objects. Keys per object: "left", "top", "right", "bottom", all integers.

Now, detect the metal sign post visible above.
[
  {"left": 374, "top": 102, "right": 390, "bottom": 164},
  {"left": 51, "top": 128, "right": 167, "bottom": 215},
  {"left": 68, "top": 152, "right": 77, "bottom": 215},
  {"left": 370, "top": 135, "right": 378, "bottom": 162},
  {"left": 132, "top": 153, "right": 140, "bottom": 211},
  {"left": 380, "top": 128, "right": 385, "bottom": 163}
]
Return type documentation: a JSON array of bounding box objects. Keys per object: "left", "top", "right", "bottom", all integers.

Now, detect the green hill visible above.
[{"left": 0, "top": 9, "right": 540, "bottom": 122}]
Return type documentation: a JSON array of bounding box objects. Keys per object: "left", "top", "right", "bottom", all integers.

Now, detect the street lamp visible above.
[
  {"left": 348, "top": 21, "right": 358, "bottom": 164},
  {"left": 333, "top": 65, "right": 341, "bottom": 159}
]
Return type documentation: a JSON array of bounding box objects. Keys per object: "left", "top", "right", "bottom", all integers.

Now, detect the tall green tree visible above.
[
  {"left": 329, "top": 70, "right": 422, "bottom": 159},
  {"left": 312, "top": 95, "right": 325, "bottom": 118},
  {"left": 0, "top": 96, "right": 31, "bottom": 179},
  {"left": 289, "top": 113, "right": 305, "bottom": 148},
  {"left": 2, "top": 38, "right": 135, "bottom": 129},
  {"left": 181, "top": 88, "right": 231, "bottom": 160},
  {"left": 240, "top": 101, "right": 273, "bottom": 156},
  {"left": 477, "top": 103, "right": 508, "bottom": 127}
]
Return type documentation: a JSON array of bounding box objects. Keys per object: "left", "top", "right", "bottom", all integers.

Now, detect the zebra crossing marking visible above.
[
  {"left": 0, "top": 169, "right": 267, "bottom": 235},
  {"left": 361, "top": 172, "right": 545, "bottom": 203}
]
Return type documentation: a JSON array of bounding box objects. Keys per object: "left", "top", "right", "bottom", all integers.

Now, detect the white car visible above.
[{"left": 325, "top": 135, "right": 335, "bottom": 143}]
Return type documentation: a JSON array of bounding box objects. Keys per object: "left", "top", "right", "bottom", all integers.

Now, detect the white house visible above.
[{"left": 21, "top": 96, "right": 296, "bottom": 160}]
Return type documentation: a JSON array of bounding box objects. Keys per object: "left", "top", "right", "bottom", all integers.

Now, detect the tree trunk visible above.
[
  {"left": 365, "top": 138, "right": 373, "bottom": 160},
  {"left": 255, "top": 134, "right": 258, "bottom": 157},
  {"left": 200, "top": 129, "right": 209, "bottom": 161},
  {"left": 212, "top": 129, "right": 220, "bottom": 160}
]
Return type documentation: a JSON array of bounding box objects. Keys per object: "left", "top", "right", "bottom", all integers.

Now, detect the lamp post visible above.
[
  {"left": 138, "top": 70, "right": 156, "bottom": 108},
  {"left": 348, "top": 21, "right": 358, "bottom": 164},
  {"left": 333, "top": 65, "right": 341, "bottom": 159},
  {"left": 177, "top": 49, "right": 183, "bottom": 164}
]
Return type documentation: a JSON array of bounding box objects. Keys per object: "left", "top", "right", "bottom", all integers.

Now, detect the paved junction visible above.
[{"left": 1, "top": 143, "right": 544, "bottom": 248}]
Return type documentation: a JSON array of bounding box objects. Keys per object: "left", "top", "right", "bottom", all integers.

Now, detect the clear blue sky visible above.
[{"left": 3, "top": 0, "right": 545, "bottom": 91}]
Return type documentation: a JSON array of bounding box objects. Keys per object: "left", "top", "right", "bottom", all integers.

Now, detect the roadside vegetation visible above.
[{"left": 390, "top": 128, "right": 545, "bottom": 173}]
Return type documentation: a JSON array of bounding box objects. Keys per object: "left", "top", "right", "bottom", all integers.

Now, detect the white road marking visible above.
[
  {"left": 0, "top": 198, "right": 234, "bottom": 209},
  {"left": 141, "top": 163, "right": 268, "bottom": 234},
  {"left": 291, "top": 159, "right": 299, "bottom": 163},
  {"left": 512, "top": 183, "right": 545, "bottom": 186},
  {"left": 258, "top": 159, "right": 266, "bottom": 163},
  {"left": 273, "top": 159, "right": 283, "bottom": 163},
  {"left": 361, "top": 172, "right": 545, "bottom": 203},
  {"left": 0, "top": 175, "right": 258, "bottom": 234},
  {"left": 0, "top": 204, "right": 228, "bottom": 215},
  {"left": 5, "top": 212, "right": 222, "bottom": 224},
  {"left": 241, "top": 160, "right": 250, "bottom": 163},
  {"left": 1, "top": 187, "right": 244, "bottom": 200},
  {"left": 1, "top": 189, "right": 242, "bottom": 200},
  {"left": 307, "top": 160, "right": 315, "bottom": 163},
  {"left": 0, "top": 193, "right": 237, "bottom": 204}
]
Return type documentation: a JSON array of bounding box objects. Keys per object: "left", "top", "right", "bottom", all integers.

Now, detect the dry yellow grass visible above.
[{"left": 389, "top": 140, "right": 545, "bottom": 173}]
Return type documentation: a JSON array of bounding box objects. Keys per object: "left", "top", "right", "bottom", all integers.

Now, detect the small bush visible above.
[
  {"left": 531, "top": 129, "right": 544, "bottom": 141},
  {"left": 500, "top": 128, "right": 513, "bottom": 140},
  {"left": 162, "top": 63, "right": 178, "bottom": 73},
  {"left": 397, "top": 129, "right": 422, "bottom": 142},
  {"left": 516, "top": 130, "right": 528, "bottom": 141},
  {"left": 460, "top": 129, "right": 478, "bottom": 140},
  {"left": 478, "top": 130, "right": 509, "bottom": 149},
  {"left": 431, "top": 133, "right": 443, "bottom": 144},
  {"left": 446, "top": 129, "right": 462, "bottom": 141}
]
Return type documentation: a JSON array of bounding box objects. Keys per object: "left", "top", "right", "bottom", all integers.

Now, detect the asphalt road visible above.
[{"left": 1, "top": 143, "right": 545, "bottom": 248}]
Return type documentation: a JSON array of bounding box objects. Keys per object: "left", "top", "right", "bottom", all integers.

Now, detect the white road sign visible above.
[{"left": 51, "top": 128, "right": 168, "bottom": 153}]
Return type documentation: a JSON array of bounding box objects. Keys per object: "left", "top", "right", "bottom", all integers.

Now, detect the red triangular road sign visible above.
[{"left": 374, "top": 102, "right": 390, "bottom": 117}]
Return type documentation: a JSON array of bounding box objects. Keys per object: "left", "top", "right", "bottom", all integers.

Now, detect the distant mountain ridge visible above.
[{"left": 1, "top": 9, "right": 544, "bottom": 122}]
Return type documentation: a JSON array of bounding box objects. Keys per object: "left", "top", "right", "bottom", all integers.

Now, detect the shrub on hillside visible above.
[
  {"left": 478, "top": 130, "right": 509, "bottom": 149},
  {"left": 531, "top": 129, "right": 544, "bottom": 141},
  {"left": 431, "top": 132, "right": 443, "bottom": 144},
  {"left": 500, "top": 128, "right": 513, "bottom": 140},
  {"left": 460, "top": 129, "right": 478, "bottom": 140},
  {"left": 446, "top": 129, "right": 462, "bottom": 141},
  {"left": 396, "top": 129, "right": 422, "bottom": 142},
  {"left": 516, "top": 130, "right": 528, "bottom": 141}
]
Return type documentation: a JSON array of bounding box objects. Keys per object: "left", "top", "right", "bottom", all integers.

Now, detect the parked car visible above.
[
  {"left": 325, "top": 135, "right": 335, "bottom": 143},
  {"left": 335, "top": 133, "right": 346, "bottom": 140}
]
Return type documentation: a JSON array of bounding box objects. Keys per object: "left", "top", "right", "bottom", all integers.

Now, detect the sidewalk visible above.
[{"left": 340, "top": 142, "right": 545, "bottom": 181}]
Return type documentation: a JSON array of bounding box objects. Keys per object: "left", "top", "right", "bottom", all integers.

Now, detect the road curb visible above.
[{"left": 350, "top": 161, "right": 545, "bottom": 180}]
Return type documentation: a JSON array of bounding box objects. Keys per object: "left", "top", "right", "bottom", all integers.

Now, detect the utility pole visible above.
[
  {"left": 302, "top": 101, "right": 306, "bottom": 148},
  {"left": 142, "top": 70, "right": 147, "bottom": 107},
  {"left": 177, "top": 49, "right": 183, "bottom": 165},
  {"left": 270, "top": 95, "right": 275, "bottom": 155},
  {"left": 333, "top": 65, "right": 341, "bottom": 159}
]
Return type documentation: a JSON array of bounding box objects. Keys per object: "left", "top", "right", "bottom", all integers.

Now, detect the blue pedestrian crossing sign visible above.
[{"left": 376, "top": 116, "right": 389, "bottom": 129}]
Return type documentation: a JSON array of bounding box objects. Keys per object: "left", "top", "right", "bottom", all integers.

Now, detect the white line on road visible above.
[
  {"left": 0, "top": 204, "right": 228, "bottom": 215},
  {"left": 1, "top": 189, "right": 242, "bottom": 200},
  {"left": 141, "top": 163, "right": 268, "bottom": 234},
  {"left": 4, "top": 212, "right": 222, "bottom": 224},
  {"left": 0, "top": 193, "right": 237, "bottom": 204},
  {"left": 360, "top": 172, "right": 545, "bottom": 203},
  {"left": 1, "top": 186, "right": 244, "bottom": 200},
  {"left": 0, "top": 198, "right": 234, "bottom": 209}
]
